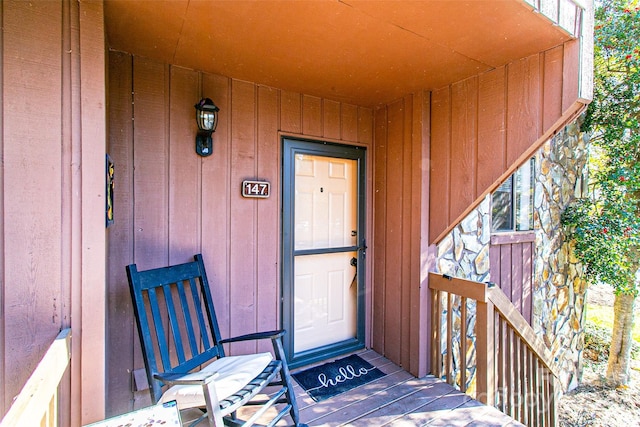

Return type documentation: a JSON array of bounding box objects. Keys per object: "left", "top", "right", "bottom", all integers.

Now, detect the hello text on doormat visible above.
[{"left": 292, "top": 354, "right": 385, "bottom": 402}]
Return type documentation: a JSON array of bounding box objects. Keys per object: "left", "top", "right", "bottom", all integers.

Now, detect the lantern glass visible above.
[
  {"left": 197, "top": 110, "right": 216, "bottom": 131},
  {"left": 194, "top": 98, "right": 219, "bottom": 132}
]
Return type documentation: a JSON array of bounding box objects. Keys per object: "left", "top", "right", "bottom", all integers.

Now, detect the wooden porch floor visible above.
[{"left": 292, "top": 350, "right": 524, "bottom": 427}]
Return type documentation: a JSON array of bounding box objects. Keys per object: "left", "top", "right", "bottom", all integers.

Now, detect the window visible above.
[{"left": 492, "top": 158, "right": 535, "bottom": 232}]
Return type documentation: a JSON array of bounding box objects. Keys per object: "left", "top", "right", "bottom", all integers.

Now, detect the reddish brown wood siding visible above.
[
  {"left": 1, "top": 1, "right": 107, "bottom": 425},
  {"left": 372, "top": 95, "right": 427, "bottom": 376},
  {"left": 429, "top": 40, "right": 586, "bottom": 243},
  {"left": 2, "top": 0, "right": 63, "bottom": 416},
  {"left": 489, "top": 233, "right": 535, "bottom": 323},
  {"left": 106, "top": 52, "right": 373, "bottom": 414}
]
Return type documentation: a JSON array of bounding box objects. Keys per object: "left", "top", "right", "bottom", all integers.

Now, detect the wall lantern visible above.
[{"left": 194, "top": 97, "right": 219, "bottom": 157}]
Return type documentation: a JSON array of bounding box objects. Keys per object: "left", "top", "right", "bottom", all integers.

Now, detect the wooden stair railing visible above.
[
  {"left": 429, "top": 273, "right": 562, "bottom": 427},
  {"left": 0, "top": 328, "right": 71, "bottom": 427}
]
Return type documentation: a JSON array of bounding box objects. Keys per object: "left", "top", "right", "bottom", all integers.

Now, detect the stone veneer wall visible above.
[
  {"left": 434, "top": 117, "right": 588, "bottom": 392},
  {"left": 533, "top": 119, "right": 589, "bottom": 390}
]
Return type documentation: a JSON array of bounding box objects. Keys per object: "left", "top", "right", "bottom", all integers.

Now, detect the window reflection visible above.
[{"left": 491, "top": 158, "right": 535, "bottom": 232}]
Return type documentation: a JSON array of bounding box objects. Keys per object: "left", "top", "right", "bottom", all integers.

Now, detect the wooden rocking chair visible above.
[{"left": 126, "top": 254, "right": 305, "bottom": 427}]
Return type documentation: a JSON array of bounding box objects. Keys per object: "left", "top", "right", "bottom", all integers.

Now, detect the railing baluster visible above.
[
  {"left": 505, "top": 326, "right": 513, "bottom": 417},
  {"left": 534, "top": 357, "right": 541, "bottom": 426},
  {"left": 431, "top": 288, "right": 442, "bottom": 378},
  {"left": 543, "top": 362, "right": 549, "bottom": 427},
  {"left": 527, "top": 349, "right": 535, "bottom": 425},
  {"left": 542, "top": 366, "right": 548, "bottom": 427},
  {"left": 512, "top": 332, "right": 518, "bottom": 421},
  {"left": 531, "top": 343, "right": 536, "bottom": 425},
  {"left": 460, "top": 296, "right": 467, "bottom": 393},
  {"left": 446, "top": 292, "right": 453, "bottom": 385},
  {"left": 549, "top": 376, "right": 560, "bottom": 426},
  {"left": 548, "top": 367, "right": 553, "bottom": 426},
  {"left": 498, "top": 317, "right": 504, "bottom": 411},
  {"left": 520, "top": 342, "right": 527, "bottom": 425}
]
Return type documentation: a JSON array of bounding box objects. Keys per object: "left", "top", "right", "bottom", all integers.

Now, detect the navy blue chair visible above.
[{"left": 126, "top": 254, "right": 305, "bottom": 427}]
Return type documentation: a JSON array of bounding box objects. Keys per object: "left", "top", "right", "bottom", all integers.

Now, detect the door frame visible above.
[{"left": 281, "top": 136, "right": 367, "bottom": 369}]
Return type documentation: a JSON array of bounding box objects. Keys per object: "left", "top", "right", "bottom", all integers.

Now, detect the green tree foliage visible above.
[
  {"left": 563, "top": 0, "right": 640, "bottom": 297},
  {"left": 562, "top": 0, "right": 640, "bottom": 385}
]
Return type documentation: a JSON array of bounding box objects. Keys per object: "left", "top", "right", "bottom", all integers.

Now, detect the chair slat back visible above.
[{"left": 127, "top": 254, "right": 225, "bottom": 403}]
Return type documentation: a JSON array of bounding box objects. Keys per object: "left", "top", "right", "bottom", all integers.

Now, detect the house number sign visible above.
[{"left": 242, "top": 180, "right": 270, "bottom": 198}]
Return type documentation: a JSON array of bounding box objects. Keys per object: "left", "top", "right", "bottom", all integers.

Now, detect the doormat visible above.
[{"left": 293, "top": 354, "right": 385, "bottom": 402}]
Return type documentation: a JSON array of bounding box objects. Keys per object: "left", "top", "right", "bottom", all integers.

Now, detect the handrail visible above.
[
  {"left": 429, "top": 273, "right": 561, "bottom": 426},
  {"left": 0, "top": 328, "right": 72, "bottom": 427}
]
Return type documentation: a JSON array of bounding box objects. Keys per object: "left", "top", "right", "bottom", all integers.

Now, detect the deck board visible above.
[{"left": 292, "top": 350, "right": 524, "bottom": 427}]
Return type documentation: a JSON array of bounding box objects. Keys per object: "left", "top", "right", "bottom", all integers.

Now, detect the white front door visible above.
[
  {"left": 282, "top": 138, "right": 366, "bottom": 367},
  {"left": 294, "top": 154, "right": 358, "bottom": 352}
]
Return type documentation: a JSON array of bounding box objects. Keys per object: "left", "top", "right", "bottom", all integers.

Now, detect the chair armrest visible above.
[
  {"left": 219, "top": 329, "right": 285, "bottom": 344},
  {"left": 154, "top": 370, "right": 219, "bottom": 386}
]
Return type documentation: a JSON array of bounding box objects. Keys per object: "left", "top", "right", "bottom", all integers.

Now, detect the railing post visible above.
[{"left": 475, "top": 299, "right": 495, "bottom": 406}]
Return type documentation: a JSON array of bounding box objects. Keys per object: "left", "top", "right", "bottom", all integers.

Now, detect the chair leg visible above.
[
  {"left": 271, "top": 337, "right": 307, "bottom": 427},
  {"left": 202, "top": 376, "right": 225, "bottom": 426}
]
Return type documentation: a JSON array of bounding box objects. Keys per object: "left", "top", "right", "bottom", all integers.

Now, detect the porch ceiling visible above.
[{"left": 104, "top": 0, "right": 574, "bottom": 107}]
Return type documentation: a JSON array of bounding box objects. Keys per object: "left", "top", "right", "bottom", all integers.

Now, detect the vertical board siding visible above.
[
  {"left": 371, "top": 94, "right": 426, "bottom": 374},
  {"left": 477, "top": 67, "right": 507, "bottom": 194},
  {"left": 229, "top": 80, "right": 258, "bottom": 356},
  {"left": 280, "top": 91, "right": 302, "bottom": 134},
  {"left": 79, "top": 2, "right": 108, "bottom": 420},
  {"left": 342, "top": 104, "right": 359, "bottom": 142},
  {"left": 168, "top": 67, "right": 201, "bottom": 265},
  {"left": 450, "top": 77, "right": 478, "bottom": 217},
  {"left": 256, "top": 86, "right": 280, "bottom": 354},
  {"left": 511, "top": 243, "right": 524, "bottom": 313},
  {"left": 429, "top": 88, "right": 452, "bottom": 236},
  {"left": 1, "top": 1, "right": 5, "bottom": 413},
  {"left": 430, "top": 41, "right": 584, "bottom": 243},
  {"left": 500, "top": 246, "right": 513, "bottom": 298},
  {"left": 506, "top": 54, "right": 541, "bottom": 166},
  {"left": 382, "top": 99, "right": 405, "bottom": 365},
  {"left": 489, "top": 239, "right": 535, "bottom": 324},
  {"left": 302, "top": 95, "right": 322, "bottom": 137},
  {"left": 132, "top": 57, "right": 170, "bottom": 271},
  {"left": 401, "top": 96, "right": 414, "bottom": 370},
  {"left": 357, "top": 107, "right": 373, "bottom": 145},
  {"left": 562, "top": 40, "right": 580, "bottom": 113},
  {"left": 543, "top": 46, "right": 564, "bottom": 130},
  {"left": 372, "top": 108, "right": 388, "bottom": 354},
  {"left": 415, "top": 92, "right": 431, "bottom": 377},
  {"left": 2, "top": 0, "right": 63, "bottom": 414},
  {"left": 522, "top": 243, "right": 533, "bottom": 323},
  {"left": 130, "top": 56, "right": 170, "bottom": 409},
  {"left": 202, "top": 73, "right": 232, "bottom": 340},
  {"left": 106, "top": 53, "right": 373, "bottom": 413},
  {"left": 2, "top": 2, "right": 107, "bottom": 423},
  {"left": 107, "top": 51, "right": 136, "bottom": 416},
  {"left": 323, "top": 99, "right": 341, "bottom": 140}
]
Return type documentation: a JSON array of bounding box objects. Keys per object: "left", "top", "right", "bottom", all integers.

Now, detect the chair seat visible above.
[{"left": 159, "top": 352, "right": 273, "bottom": 410}]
